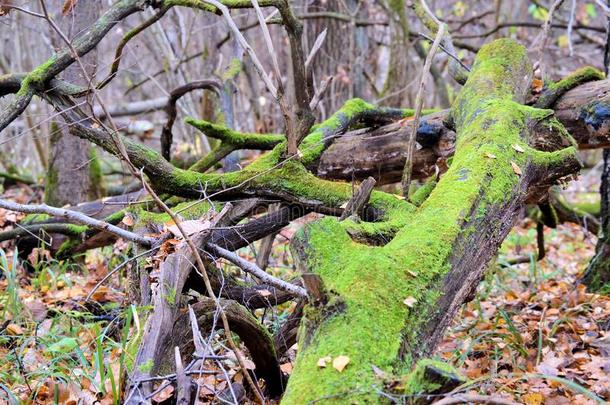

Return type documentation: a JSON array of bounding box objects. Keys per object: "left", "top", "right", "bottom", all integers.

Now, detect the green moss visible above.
[
  {"left": 402, "top": 359, "right": 464, "bottom": 396},
  {"left": 22, "top": 213, "right": 52, "bottom": 224},
  {"left": 185, "top": 118, "right": 284, "bottom": 149},
  {"left": 410, "top": 179, "right": 437, "bottom": 207},
  {"left": 537, "top": 66, "right": 604, "bottom": 108},
  {"left": 282, "top": 39, "right": 579, "bottom": 404},
  {"left": 138, "top": 359, "right": 154, "bottom": 373},
  {"left": 222, "top": 57, "right": 242, "bottom": 81},
  {"left": 88, "top": 148, "right": 105, "bottom": 198}
]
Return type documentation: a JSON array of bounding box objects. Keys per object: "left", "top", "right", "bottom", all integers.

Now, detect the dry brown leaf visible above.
[
  {"left": 258, "top": 289, "right": 272, "bottom": 298},
  {"left": 317, "top": 356, "right": 331, "bottom": 368},
  {"left": 403, "top": 296, "right": 417, "bottom": 308},
  {"left": 532, "top": 78, "right": 543, "bottom": 92},
  {"left": 151, "top": 383, "right": 174, "bottom": 402},
  {"left": 0, "top": 0, "right": 11, "bottom": 16},
  {"left": 62, "top": 0, "right": 78, "bottom": 15},
  {"left": 332, "top": 355, "right": 350, "bottom": 372},
  {"left": 511, "top": 161, "right": 522, "bottom": 176},
  {"left": 484, "top": 152, "right": 497, "bottom": 159},
  {"left": 512, "top": 144, "right": 525, "bottom": 153},
  {"left": 280, "top": 362, "right": 293, "bottom": 374},
  {"left": 167, "top": 219, "right": 211, "bottom": 237},
  {"left": 121, "top": 214, "right": 134, "bottom": 227},
  {"left": 6, "top": 323, "right": 23, "bottom": 335}
]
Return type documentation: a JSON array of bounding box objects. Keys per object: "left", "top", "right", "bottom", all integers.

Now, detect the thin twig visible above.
[
  {"left": 86, "top": 248, "right": 156, "bottom": 301},
  {"left": 432, "top": 394, "right": 520, "bottom": 405},
  {"left": 0, "top": 198, "right": 157, "bottom": 246},
  {"left": 535, "top": 0, "right": 565, "bottom": 77},
  {"left": 205, "top": 0, "right": 278, "bottom": 98},
  {"left": 402, "top": 23, "right": 445, "bottom": 197},
  {"left": 207, "top": 243, "right": 308, "bottom": 298}
]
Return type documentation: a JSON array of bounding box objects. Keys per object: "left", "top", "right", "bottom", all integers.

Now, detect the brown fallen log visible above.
[{"left": 318, "top": 78, "right": 610, "bottom": 185}]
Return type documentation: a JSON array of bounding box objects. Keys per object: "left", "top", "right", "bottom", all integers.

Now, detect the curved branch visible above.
[
  {"left": 173, "top": 298, "right": 285, "bottom": 396},
  {"left": 97, "top": 5, "right": 171, "bottom": 90},
  {"left": 161, "top": 79, "right": 223, "bottom": 160}
]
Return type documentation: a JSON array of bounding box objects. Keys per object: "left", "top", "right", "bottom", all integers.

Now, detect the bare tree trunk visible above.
[{"left": 45, "top": 0, "right": 103, "bottom": 206}]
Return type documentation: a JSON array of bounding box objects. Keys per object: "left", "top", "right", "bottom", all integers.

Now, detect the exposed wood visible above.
[
  {"left": 339, "top": 176, "right": 377, "bottom": 221},
  {"left": 318, "top": 79, "right": 610, "bottom": 185}
]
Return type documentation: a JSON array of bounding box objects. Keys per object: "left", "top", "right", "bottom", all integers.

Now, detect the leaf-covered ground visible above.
[{"left": 438, "top": 220, "right": 610, "bottom": 404}]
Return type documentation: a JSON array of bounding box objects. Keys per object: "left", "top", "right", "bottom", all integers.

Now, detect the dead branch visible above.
[
  {"left": 0, "top": 198, "right": 158, "bottom": 247},
  {"left": 207, "top": 243, "right": 308, "bottom": 298}
]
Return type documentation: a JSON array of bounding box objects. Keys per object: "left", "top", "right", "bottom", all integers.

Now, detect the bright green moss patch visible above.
[{"left": 402, "top": 359, "right": 465, "bottom": 398}]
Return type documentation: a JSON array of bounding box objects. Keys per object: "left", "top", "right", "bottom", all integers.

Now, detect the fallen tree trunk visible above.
[
  {"left": 281, "top": 39, "right": 580, "bottom": 403},
  {"left": 318, "top": 76, "right": 610, "bottom": 185}
]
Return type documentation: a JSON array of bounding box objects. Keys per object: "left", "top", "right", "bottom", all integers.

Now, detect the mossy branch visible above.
[{"left": 535, "top": 66, "right": 605, "bottom": 109}]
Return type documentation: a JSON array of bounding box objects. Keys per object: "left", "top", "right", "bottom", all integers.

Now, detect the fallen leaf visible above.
[
  {"left": 280, "top": 363, "right": 293, "bottom": 374},
  {"left": 523, "top": 392, "right": 544, "bottom": 405},
  {"left": 258, "top": 289, "right": 272, "bottom": 298},
  {"left": 167, "top": 219, "right": 211, "bottom": 237},
  {"left": 6, "top": 323, "right": 23, "bottom": 335},
  {"left": 25, "top": 300, "right": 48, "bottom": 321},
  {"left": 511, "top": 161, "right": 522, "bottom": 176},
  {"left": 317, "top": 356, "right": 331, "bottom": 368},
  {"left": 512, "top": 144, "right": 525, "bottom": 153},
  {"left": 403, "top": 296, "right": 417, "bottom": 308},
  {"left": 62, "top": 0, "right": 78, "bottom": 15},
  {"left": 484, "top": 152, "right": 497, "bottom": 159},
  {"left": 151, "top": 383, "right": 174, "bottom": 402},
  {"left": 122, "top": 214, "right": 134, "bottom": 226},
  {"left": 333, "top": 355, "right": 350, "bottom": 372}
]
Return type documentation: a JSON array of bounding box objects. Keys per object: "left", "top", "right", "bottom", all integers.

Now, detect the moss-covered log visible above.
[
  {"left": 280, "top": 39, "right": 580, "bottom": 403},
  {"left": 318, "top": 75, "right": 610, "bottom": 185}
]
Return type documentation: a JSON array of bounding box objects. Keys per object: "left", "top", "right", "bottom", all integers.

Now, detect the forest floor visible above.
[{"left": 1, "top": 177, "right": 609, "bottom": 404}]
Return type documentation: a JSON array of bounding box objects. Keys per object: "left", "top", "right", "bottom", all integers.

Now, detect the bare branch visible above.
[
  {"left": 402, "top": 23, "right": 445, "bottom": 197},
  {"left": 207, "top": 243, "right": 309, "bottom": 298},
  {"left": 0, "top": 199, "right": 157, "bottom": 247}
]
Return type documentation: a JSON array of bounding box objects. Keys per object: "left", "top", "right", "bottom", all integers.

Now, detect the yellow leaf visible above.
[
  {"left": 332, "top": 355, "right": 350, "bottom": 372},
  {"left": 512, "top": 144, "right": 525, "bottom": 153},
  {"left": 403, "top": 296, "right": 417, "bottom": 308},
  {"left": 6, "top": 323, "right": 23, "bottom": 335},
  {"left": 62, "top": 0, "right": 79, "bottom": 16},
  {"left": 532, "top": 78, "right": 543, "bottom": 92},
  {"left": 511, "top": 161, "right": 522, "bottom": 176},
  {"left": 317, "top": 356, "right": 331, "bottom": 368},
  {"left": 484, "top": 152, "right": 497, "bottom": 159},
  {"left": 557, "top": 35, "right": 569, "bottom": 48},
  {"left": 523, "top": 392, "right": 544, "bottom": 405}
]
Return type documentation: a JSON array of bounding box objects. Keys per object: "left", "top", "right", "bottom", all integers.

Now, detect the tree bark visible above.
[
  {"left": 45, "top": 0, "right": 103, "bottom": 206},
  {"left": 317, "top": 77, "right": 610, "bottom": 185},
  {"left": 281, "top": 39, "right": 580, "bottom": 403}
]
